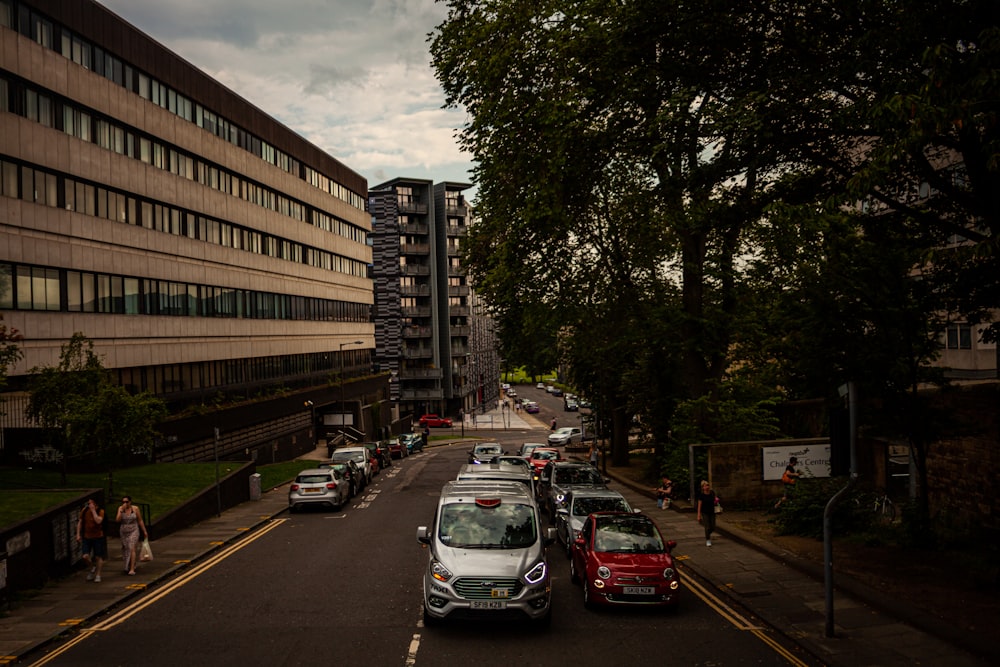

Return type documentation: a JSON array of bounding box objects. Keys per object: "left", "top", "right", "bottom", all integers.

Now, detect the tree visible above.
[
  {"left": 0, "top": 314, "right": 23, "bottom": 420},
  {"left": 28, "top": 333, "right": 167, "bottom": 483}
]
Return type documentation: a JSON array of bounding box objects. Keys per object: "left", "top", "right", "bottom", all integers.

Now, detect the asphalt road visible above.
[{"left": 34, "top": 431, "right": 815, "bottom": 666}]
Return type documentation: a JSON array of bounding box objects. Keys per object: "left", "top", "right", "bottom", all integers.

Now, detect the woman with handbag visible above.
[
  {"left": 116, "top": 496, "right": 148, "bottom": 575},
  {"left": 695, "top": 480, "right": 719, "bottom": 547}
]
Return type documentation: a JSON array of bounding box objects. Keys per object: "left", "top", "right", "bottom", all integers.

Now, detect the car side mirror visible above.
[
  {"left": 416, "top": 526, "right": 431, "bottom": 545},
  {"left": 544, "top": 527, "right": 557, "bottom": 547},
  {"left": 574, "top": 537, "right": 586, "bottom": 550},
  {"left": 666, "top": 539, "right": 677, "bottom": 551},
  {"left": 556, "top": 508, "right": 569, "bottom": 517}
]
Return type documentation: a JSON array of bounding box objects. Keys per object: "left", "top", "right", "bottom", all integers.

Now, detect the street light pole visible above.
[{"left": 339, "top": 340, "right": 364, "bottom": 439}]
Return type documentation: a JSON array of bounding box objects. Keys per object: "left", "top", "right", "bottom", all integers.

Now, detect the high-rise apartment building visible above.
[
  {"left": 370, "top": 178, "right": 498, "bottom": 421},
  {"left": 0, "top": 0, "right": 374, "bottom": 456}
]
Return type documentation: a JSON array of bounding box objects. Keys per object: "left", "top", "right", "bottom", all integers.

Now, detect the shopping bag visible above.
[
  {"left": 139, "top": 538, "right": 153, "bottom": 562},
  {"left": 714, "top": 497, "right": 723, "bottom": 514}
]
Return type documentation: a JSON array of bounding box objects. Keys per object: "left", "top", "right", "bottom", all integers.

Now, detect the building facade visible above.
[
  {"left": 0, "top": 0, "right": 375, "bottom": 456},
  {"left": 370, "top": 178, "right": 498, "bottom": 421}
]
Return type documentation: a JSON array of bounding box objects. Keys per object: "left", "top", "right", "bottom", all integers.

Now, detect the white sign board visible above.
[{"left": 762, "top": 444, "right": 831, "bottom": 480}]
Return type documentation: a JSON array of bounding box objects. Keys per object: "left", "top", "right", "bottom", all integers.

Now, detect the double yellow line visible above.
[
  {"left": 682, "top": 568, "right": 811, "bottom": 667},
  {"left": 28, "top": 519, "right": 288, "bottom": 666}
]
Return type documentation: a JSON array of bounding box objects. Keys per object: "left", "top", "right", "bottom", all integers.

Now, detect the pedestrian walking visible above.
[
  {"left": 550, "top": 417, "right": 557, "bottom": 431},
  {"left": 774, "top": 456, "right": 801, "bottom": 509},
  {"left": 76, "top": 498, "right": 106, "bottom": 582},
  {"left": 589, "top": 440, "right": 599, "bottom": 467},
  {"left": 696, "top": 480, "right": 718, "bottom": 546},
  {"left": 116, "top": 495, "right": 148, "bottom": 575}
]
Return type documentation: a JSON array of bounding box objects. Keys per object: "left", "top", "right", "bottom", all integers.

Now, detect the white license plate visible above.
[
  {"left": 303, "top": 488, "right": 323, "bottom": 494},
  {"left": 470, "top": 600, "right": 508, "bottom": 610},
  {"left": 622, "top": 586, "right": 655, "bottom": 595}
]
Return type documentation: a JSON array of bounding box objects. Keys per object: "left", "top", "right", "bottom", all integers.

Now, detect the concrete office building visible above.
[
  {"left": 369, "top": 177, "right": 499, "bottom": 422},
  {"left": 0, "top": 0, "right": 376, "bottom": 460}
]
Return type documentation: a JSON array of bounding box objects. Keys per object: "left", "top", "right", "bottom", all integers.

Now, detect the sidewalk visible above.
[{"left": 0, "top": 409, "right": 992, "bottom": 666}]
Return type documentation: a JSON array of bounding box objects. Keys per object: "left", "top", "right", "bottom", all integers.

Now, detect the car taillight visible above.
[
  {"left": 326, "top": 482, "right": 337, "bottom": 489},
  {"left": 290, "top": 484, "right": 300, "bottom": 491}
]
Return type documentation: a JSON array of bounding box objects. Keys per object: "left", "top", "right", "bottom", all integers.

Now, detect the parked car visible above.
[
  {"left": 538, "top": 461, "right": 609, "bottom": 521},
  {"left": 419, "top": 414, "right": 453, "bottom": 428},
  {"left": 387, "top": 437, "right": 409, "bottom": 459},
  {"left": 506, "top": 389, "right": 518, "bottom": 398},
  {"left": 563, "top": 397, "right": 579, "bottom": 411},
  {"left": 536, "top": 382, "right": 546, "bottom": 389},
  {"left": 555, "top": 489, "right": 633, "bottom": 557},
  {"left": 361, "top": 442, "right": 384, "bottom": 474},
  {"left": 331, "top": 447, "right": 373, "bottom": 485},
  {"left": 548, "top": 427, "right": 584, "bottom": 447},
  {"left": 416, "top": 480, "right": 555, "bottom": 626},
  {"left": 551, "top": 388, "right": 563, "bottom": 397},
  {"left": 288, "top": 468, "right": 350, "bottom": 512},
  {"left": 375, "top": 441, "right": 394, "bottom": 467},
  {"left": 325, "top": 460, "right": 364, "bottom": 498},
  {"left": 570, "top": 512, "right": 680, "bottom": 609},
  {"left": 400, "top": 432, "right": 423, "bottom": 454},
  {"left": 468, "top": 442, "right": 505, "bottom": 464}
]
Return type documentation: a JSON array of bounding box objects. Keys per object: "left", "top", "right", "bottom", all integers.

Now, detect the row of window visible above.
[
  {"left": 1, "top": 155, "right": 361, "bottom": 275},
  {"left": 1, "top": 74, "right": 370, "bottom": 265},
  {"left": 0, "top": 0, "right": 366, "bottom": 212},
  {"left": 0, "top": 262, "right": 370, "bottom": 322},
  {"left": 114, "top": 349, "right": 370, "bottom": 399}
]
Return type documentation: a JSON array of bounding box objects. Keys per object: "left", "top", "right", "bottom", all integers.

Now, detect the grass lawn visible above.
[{"left": 0, "top": 459, "right": 314, "bottom": 529}]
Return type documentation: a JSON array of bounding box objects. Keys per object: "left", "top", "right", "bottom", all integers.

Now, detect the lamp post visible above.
[{"left": 339, "top": 340, "right": 364, "bottom": 437}]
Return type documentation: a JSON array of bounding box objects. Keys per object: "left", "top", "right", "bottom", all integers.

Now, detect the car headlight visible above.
[
  {"left": 556, "top": 493, "right": 566, "bottom": 504},
  {"left": 524, "top": 561, "right": 548, "bottom": 585},
  {"left": 663, "top": 567, "right": 676, "bottom": 579},
  {"left": 597, "top": 566, "right": 611, "bottom": 580},
  {"left": 431, "top": 560, "right": 453, "bottom": 582}
]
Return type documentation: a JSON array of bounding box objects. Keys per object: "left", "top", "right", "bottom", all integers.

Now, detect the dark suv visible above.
[{"left": 539, "top": 461, "right": 608, "bottom": 522}]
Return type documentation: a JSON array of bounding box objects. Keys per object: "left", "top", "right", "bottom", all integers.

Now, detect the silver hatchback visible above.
[{"left": 288, "top": 468, "right": 350, "bottom": 512}]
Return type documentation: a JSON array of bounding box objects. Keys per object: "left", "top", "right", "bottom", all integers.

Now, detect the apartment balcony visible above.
[
  {"left": 448, "top": 285, "right": 470, "bottom": 297},
  {"left": 400, "top": 367, "right": 444, "bottom": 380},
  {"left": 446, "top": 223, "right": 468, "bottom": 236},
  {"left": 403, "top": 325, "right": 433, "bottom": 339},
  {"left": 399, "top": 201, "right": 429, "bottom": 215},
  {"left": 401, "top": 284, "right": 432, "bottom": 297},
  {"left": 403, "top": 347, "right": 434, "bottom": 360},
  {"left": 451, "top": 345, "right": 469, "bottom": 356},
  {"left": 401, "top": 264, "right": 431, "bottom": 276},
  {"left": 445, "top": 204, "right": 469, "bottom": 217},
  {"left": 449, "top": 306, "right": 471, "bottom": 317},
  {"left": 400, "top": 221, "right": 429, "bottom": 235},
  {"left": 450, "top": 324, "right": 471, "bottom": 336},
  {"left": 448, "top": 265, "right": 467, "bottom": 277},
  {"left": 401, "top": 306, "right": 432, "bottom": 318},
  {"left": 400, "top": 243, "right": 431, "bottom": 255}
]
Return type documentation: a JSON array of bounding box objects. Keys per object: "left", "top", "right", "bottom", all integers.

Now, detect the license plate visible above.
[
  {"left": 303, "top": 488, "right": 322, "bottom": 494},
  {"left": 471, "top": 600, "right": 507, "bottom": 610},
  {"left": 622, "top": 586, "right": 655, "bottom": 595}
]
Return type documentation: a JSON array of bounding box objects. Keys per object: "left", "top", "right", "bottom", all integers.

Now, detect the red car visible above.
[
  {"left": 570, "top": 512, "right": 680, "bottom": 609},
  {"left": 418, "top": 414, "right": 453, "bottom": 428}
]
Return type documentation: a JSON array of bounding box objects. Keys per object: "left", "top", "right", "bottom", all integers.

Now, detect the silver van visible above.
[{"left": 417, "top": 480, "right": 555, "bottom": 626}]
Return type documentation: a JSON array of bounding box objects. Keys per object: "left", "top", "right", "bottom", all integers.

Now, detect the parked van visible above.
[{"left": 417, "top": 480, "right": 555, "bottom": 626}]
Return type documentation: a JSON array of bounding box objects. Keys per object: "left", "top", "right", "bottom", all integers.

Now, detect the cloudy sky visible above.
[{"left": 100, "top": 0, "right": 474, "bottom": 195}]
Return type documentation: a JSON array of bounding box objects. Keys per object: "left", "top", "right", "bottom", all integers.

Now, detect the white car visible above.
[
  {"left": 331, "top": 447, "right": 373, "bottom": 484},
  {"left": 548, "top": 427, "right": 583, "bottom": 447},
  {"left": 536, "top": 382, "right": 546, "bottom": 389}
]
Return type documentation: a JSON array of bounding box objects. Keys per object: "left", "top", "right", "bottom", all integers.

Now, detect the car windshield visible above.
[
  {"left": 497, "top": 457, "right": 529, "bottom": 469},
  {"left": 439, "top": 502, "right": 537, "bottom": 548},
  {"left": 572, "top": 496, "right": 630, "bottom": 516},
  {"left": 475, "top": 445, "right": 502, "bottom": 455},
  {"left": 533, "top": 451, "right": 558, "bottom": 461},
  {"left": 555, "top": 467, "right": 603, "bottom": 486},
  {"left": 592, "top": 516, "right": 664, "bottom": 553}
]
